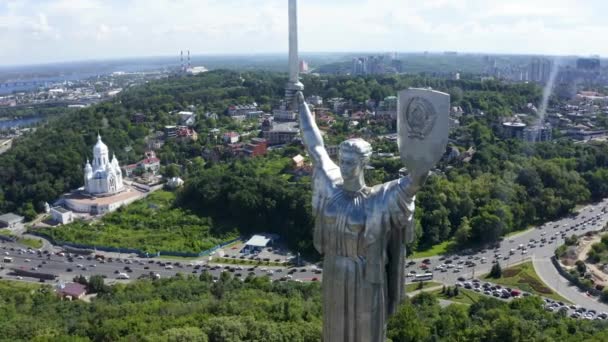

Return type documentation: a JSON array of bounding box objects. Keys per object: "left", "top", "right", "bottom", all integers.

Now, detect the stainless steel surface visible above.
[{"left": 298, "top": 90, "right": 446, "bottom": 341}]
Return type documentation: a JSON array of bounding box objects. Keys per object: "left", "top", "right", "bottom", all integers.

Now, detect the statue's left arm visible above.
[
  {"left": 388, "top": 171, "right": 428, "bottom": 241},
  {"left": 384, "top": 171, "right": 428, "bottom": 315}
]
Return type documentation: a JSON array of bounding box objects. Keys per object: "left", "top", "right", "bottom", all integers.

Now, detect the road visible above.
[
  {"left": 405, "top": 198, "right": 608, "bottom": 311},
  {"left": 0, "top": 242, "right": 322, "bottom": 285}
]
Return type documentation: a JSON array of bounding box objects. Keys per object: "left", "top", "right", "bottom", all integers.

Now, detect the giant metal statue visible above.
[
  {"left": 287, "top": 1, "right": 449, "bottom": 340},
  {"left": 297, "top": 89, "right": 448, "bottom": 341}
]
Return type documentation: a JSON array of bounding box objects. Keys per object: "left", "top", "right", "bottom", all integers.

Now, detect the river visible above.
[{"left": 0, "top": 116, "right": 44, "bottom": 130}]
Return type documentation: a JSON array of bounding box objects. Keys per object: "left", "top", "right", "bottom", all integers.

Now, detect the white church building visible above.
[
  {"left": 63, "top": 134, "right": 145, "bottom": 215},
  {"left": 84, "top": 134, "right": 124, "bottom": 195}
]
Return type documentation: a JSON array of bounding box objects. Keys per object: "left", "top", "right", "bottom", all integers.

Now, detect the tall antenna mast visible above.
[{"left": 180, "top": 50, "right": 184, "bottom": 72}]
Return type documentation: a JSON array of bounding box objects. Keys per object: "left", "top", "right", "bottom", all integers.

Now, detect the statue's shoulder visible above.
[{"left": 313, "top": 165, "right": 342, "bottom": 188}]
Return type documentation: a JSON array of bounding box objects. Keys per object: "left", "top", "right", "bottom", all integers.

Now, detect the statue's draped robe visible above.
[{"left": 312, "top": 166, "right": 415, "bottom": 342}]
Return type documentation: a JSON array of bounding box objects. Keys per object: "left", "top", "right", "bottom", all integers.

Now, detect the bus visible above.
[
  {"left": 3, "top": 257, "right": 12, "bottom": 263},
  {"left": 412, "top": 272, "right": 433, "bottom": 282}
]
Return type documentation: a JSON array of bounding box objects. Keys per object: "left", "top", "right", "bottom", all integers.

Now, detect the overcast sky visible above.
[{"left": 1, "top": 0, "right": 606, "bottom": 66}]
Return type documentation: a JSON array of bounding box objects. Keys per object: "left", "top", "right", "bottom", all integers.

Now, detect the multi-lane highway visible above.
[
  {"left": 406, "top": 198, "right": 608, "bottom": 311},
  {"left": 0, "top": 242, "right": 322, "bottom": 285}
]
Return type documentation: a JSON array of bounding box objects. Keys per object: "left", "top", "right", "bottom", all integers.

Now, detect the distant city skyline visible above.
[{"left": 1, "top": 0, "right": 607, "bottom": 66}]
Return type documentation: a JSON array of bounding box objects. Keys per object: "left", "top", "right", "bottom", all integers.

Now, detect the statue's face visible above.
[{"left": 339, "top": 151, "right": 365, "bottom": 180}]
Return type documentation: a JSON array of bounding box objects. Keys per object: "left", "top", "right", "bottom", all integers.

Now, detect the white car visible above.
[
  {"left": 24, "top": 259, "right": 31, "bottom": 262},
  {"left": 165, "top": 265, "right": 174, "bottom": 269}
]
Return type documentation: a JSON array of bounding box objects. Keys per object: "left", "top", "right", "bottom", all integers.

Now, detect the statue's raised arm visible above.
[{"left": 297, "top": 92, "right": 338, "bottom": 174}]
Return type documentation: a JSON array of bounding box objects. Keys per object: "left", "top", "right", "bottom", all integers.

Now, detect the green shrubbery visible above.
[
  {"left": 0, "top": 276, "right": 607, "bottom": 341},
  {"left": 36, "top": 191, "right": 235, "bottom": 254}
]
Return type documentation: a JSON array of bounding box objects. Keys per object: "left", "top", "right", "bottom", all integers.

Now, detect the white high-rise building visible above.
[{"left": 83, "top": 134, "right": 124, "bottom": 195}]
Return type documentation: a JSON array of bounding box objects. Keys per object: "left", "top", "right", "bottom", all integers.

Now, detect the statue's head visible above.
[{"left": 339, "top": 138, "right": 372, "bottom": 181}]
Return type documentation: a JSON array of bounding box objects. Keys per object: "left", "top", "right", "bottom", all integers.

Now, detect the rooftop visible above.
[
  {"left": 51, "top": 206, "right": 70, "bottom": 214},
  {"left": 57, "top": 282, "right": 87, "bottom": 298},
  {"left": 271, "top": 122, "right": 299, "bottom": 133},
  {"left": 0, "top": 213, "right": 24, "bottom": 223},
  {"left": 244, "top": 234, "right": 274, "bottom": 247}
]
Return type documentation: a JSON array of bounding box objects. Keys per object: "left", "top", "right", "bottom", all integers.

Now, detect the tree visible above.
[
  {"left": 88, "top": 275, "right": 108, "bottom": 294},
  {"left": 163, "top": 164, "right": 181, "bottom": 178},
  {"left": 490, "top": 262, "right": 502, "bottom": 278},
  {"left": 387, "top": 300, "right": 431, "bottom": 342},
  {"left": 454, "top": 217, "right": 472, "bottom": 247},
  {"left": 470, "top": 211, "right": 504, "bottom": 244},
  {"left": 575, "top": 260, "right": 587, "bottom": 275},
  {"left": 161, "top": 327, "right": 208, "bottom": 342},
  {"left": 73, "top": 274, "right": 88, "bottom": 287}
]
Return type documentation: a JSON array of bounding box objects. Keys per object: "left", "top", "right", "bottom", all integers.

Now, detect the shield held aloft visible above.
[{"left": 397, "top": 88, "right": 450, "bottom": 177}]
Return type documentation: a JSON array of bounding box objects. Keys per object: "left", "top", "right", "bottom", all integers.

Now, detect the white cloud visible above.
[{"left": 0, "top": 0, "right": 606, "bottom": 65}]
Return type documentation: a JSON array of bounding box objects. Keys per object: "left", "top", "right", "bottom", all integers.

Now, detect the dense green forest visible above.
[
  {"left": 0, "top": 276, "right": 607, "bottom": 341},
  {"left": 3, "top": 69, "right": 608, "bottom": 254}
]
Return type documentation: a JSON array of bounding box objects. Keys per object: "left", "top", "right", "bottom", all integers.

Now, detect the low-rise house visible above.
[
  {"left": 0, "top": 213, "right": 24, "bottom": 230},
  {"left": 123, "top": 151, "right": 161, "bottom": 177},
  {"left": 242, "top": 138, "right": 268, "bottom": 157},
  {"left": 50, "top": 207, "right": 74, "bottom": 225},
  {"left": 177, "top": 111, "right": 196, "bottom": 126},
  {"left": 56, "top": 282, "right": 87, "bottom": 300},
  {"left": 176, "top": 127, "right": 198, "bottom": 142},
  {"left": 223, "top": 132, "right": 240, "bottom": 144},
  {"left": 292, "top": 154, "right": 305, "bottom": 168}
]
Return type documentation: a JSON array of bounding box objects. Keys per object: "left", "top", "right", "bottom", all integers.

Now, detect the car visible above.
[
  {"left": 457, "top": 276, "right": 466, "bottom": 282},
  {"left": 165, "top": 265, "right": 174, "bottom": 269},
  {"left": 24, "top": 259, "right": 31, "bottom": 262},
  {"left": 66, "top": 268, "right": 73, "bottom": 272}
]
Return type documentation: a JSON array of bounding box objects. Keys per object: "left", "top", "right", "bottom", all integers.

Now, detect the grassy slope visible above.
[
  {"left": 411, "top": 240, "right": 454, "bottom": 259},
  {"left": 405, "top": 281, "right": 442, "bottom": 293},
  {"left": 34, "top": 191, "right": 236, "bottom": 254},
  {"left": 483, "top": 261, "right": 571, "bottom": 303}
]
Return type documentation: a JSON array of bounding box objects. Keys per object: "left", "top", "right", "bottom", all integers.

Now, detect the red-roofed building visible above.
[
  {"left": 242, "top": 138, "right": 268, "bottom": 157},
  {"left": 223, "top": 132, "right": 240, "bottom": 144},
  {"left": 56, "top": 282, "right": 87, "bottom": 300},
  {"left": 176, "top": 127, "right": 198, "bottom": 142},
  {"left": 122, "top": 151, "right": 161, "bottom": 177}
]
